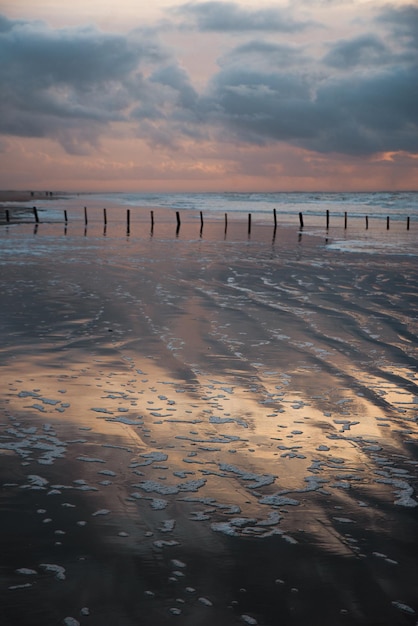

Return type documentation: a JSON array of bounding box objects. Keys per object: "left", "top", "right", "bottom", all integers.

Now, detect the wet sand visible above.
[{"left": 0, "top": 207, "right": 417, "bottom": 626}]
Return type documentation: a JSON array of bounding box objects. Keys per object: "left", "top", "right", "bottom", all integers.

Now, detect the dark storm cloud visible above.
[
  {"left": 129, "top": 64, "right": 202, "bottom": 147},
  {"left": 322, "top": 34, "right": 390, "bottom": 69},
  {"left": 149, "top": 64, "right": 199, "bottom": 110},
  {"left": 171, "top": 1, "right": 313, "bottom": 32},
  {"left": 219, "top": 40, "right": 310, "bottom": 67},
  {"left": 1, "top": 4, "right": 417, "bottom": 158},
  {"left": 0, "top": 15, "right": 171, "bottom": 153},
  {"left": 306, "top": 66, "right": 418, "bottom": 154},
  {"left": 324, "top": 4, "right": 418, "bottom": 72},
  {"left": 205, "top": 68, "right": 319, "bottom": 141},
  {"left": 198, "top": 3, "right": 418, "bottom": 155},
  {"left": 205, "top": 56, "right": 418, "bottom": 155},
  {"left": 377, "top": 3, "right": 418, "bottom": 49}
]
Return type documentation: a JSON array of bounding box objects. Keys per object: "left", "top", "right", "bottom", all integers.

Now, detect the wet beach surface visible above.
[{"left": 0, "top": 216, "right": 417, "bottom": 625}]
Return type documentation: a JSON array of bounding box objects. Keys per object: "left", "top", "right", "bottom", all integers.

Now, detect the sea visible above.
[{"left": 101, "top": 192, "right": 418, "bottom": 219}]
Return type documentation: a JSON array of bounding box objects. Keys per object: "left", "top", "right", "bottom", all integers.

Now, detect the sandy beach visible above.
[
  {"left": 0, "top": 190, "right": 60, "bottom": 203},
  {"left": 0, "top": 193, "right": 417, "bottom": 626}
]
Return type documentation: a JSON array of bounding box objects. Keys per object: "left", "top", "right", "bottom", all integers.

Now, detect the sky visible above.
[{"left": 0, "top": 0, "right": 417, "bottom": 192}]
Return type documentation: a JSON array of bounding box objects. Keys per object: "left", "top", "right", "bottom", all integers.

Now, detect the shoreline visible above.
[{"left": 1, "top": 189, "right": 416, "bottom": 235}]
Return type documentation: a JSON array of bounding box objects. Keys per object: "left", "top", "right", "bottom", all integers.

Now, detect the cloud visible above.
[
  {"left": 322, "top": 34, "right": 390, "bottom": 69},
  {"left": 0, "top": 4, "right": 417, "bottom": 160},
  {"left": 196, "top": 2, "right": 418, "bottom": 156},
  {"left": 377, "top": 3, "right": 418, "bottom": 49},
  {"left": 202, "top": 17, "right": 418, "bottom": 156},
  {"left": 130, "top": 64, "right": 203, "bottom": 148},
  {"left": 149, "top": 64, "right": 199, "bottom": 111},
  {"left": 171, "top": 1, "right": 314, "bottom": 32},
  {"left": 219, "top": 40, "right": 310, "bottom": 68},
  {"left": 0, "top": 15, "right": 168, "bottom": 153},
  {"left": 306, "top": 66, "right": 418, "bottom": 154},
  {"left": 205, "top": 67, "right": 320, "bottom": 141}
]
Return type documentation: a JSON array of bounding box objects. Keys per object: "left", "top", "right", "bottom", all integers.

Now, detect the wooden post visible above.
[
  {"left": 299, "top": 212, "right": 304, "bottom": 229},
  {"left": 33, "top": 207, "right": 39, "bottom": 223},
  {"left": 344, "top": 211, "right": 347, "bottom": 229},
  {"left": 150, "top": 211, "right": 154, "bottom": 233},
  {"left": 326, "top": 209, "right": 330, "bottom": 229},
  {"left": 273, "top": 208, "right": 277, "bottom": 229},
  {"left": 5, "top": 209, "right": 10, "bottom": 223},
  {"left": 176, "top": 211, "right": 181, "bottom": 228},
  {"left": 103, "top": 208, "right": 107, "bottom": 225},
  {"left": 387, "top": 216, "right": 390, "bottom": 230},
  {"left": 200, "top": 211, "right": 204, "bottom": 229},
  {"left": 127, "top": 209, "right": 130, "bottom": 235},
  {"left": 224, "top": 213, "right": 228, "bottom": 234},
  {"left": 365, "top": 216, "right": 369, "bottom": 229},
  {"left": 64, "top": 210, "right": 68, "bottom": 223},
  {"left": 407, "top": 216, "right": 410, "bottom": 231},
  {"left": 84, "top": 207, "right": 88, "bottom": 226},
  {"left": 248, "top": 213, "right": 252, "bottom": 235}
]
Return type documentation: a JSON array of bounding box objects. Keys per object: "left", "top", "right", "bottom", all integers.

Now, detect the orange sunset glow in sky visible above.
[{"left": 0, "top": 0, "right": 417, "bottom": 192}]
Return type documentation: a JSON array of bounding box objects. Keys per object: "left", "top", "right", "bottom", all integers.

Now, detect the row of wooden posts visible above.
[{"left": 2, "top": 206, "right": 413, "bottom": 233}]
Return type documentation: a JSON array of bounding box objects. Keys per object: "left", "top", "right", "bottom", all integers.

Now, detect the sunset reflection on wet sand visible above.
[{"left": 1, "top": 215, "right": 417, "bottom": 626}]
